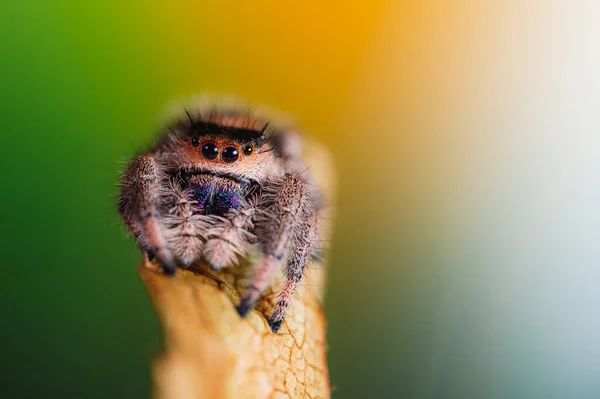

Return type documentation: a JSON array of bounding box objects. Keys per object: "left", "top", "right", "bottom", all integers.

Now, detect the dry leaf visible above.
[
  {"left": 139, "top": 137, "right": 335, "bottom": 399},
  {"left": 141, "top": 260, "right": 330, "bottom": 399}
]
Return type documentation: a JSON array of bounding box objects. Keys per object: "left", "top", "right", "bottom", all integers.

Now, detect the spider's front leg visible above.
[
  {"left": 236, "top": 174, "right": 314, "bottom": 328},
  {"left": 119, "top": 154, "right": 176, "bottom": 275},
  {"left": 268, "top": 210, "right": 319, "bottom": 333}
]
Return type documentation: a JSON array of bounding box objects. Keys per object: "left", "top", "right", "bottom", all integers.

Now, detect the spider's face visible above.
[{"left": 164, "top": 113, "right": 280, "bottom": 182}]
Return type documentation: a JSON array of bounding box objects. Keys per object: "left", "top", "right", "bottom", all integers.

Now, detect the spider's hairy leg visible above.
[
  {"left": 163, "top": 179, "right": 210, "bottom": 268},
  {"left": 269, "top": 210, "right": 319, "bottom": 333},
  {"left": 119, "top": 153, "right": 176, "bottom": 275},
  {"left": 237, "top": 173, "right": 309, "bottom": 318},
  {"left": 203, "top": 205, "right": 256, "bottom": 271},
  {"left": 119, "top": 203, "right": 152, "bottom": 258}
]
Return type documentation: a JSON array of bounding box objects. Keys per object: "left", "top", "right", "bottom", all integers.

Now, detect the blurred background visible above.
[{"left": 1, "top": 1, "right": 600, "bottom": 398}]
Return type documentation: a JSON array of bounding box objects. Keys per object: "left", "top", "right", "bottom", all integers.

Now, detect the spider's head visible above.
[{"left": 162, "top": 110, "right": 281, "bottom": 182}]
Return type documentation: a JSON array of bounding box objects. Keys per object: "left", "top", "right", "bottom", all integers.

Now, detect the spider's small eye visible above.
[
  {"left": 201, "top": 143, "right": 218, "bottom": 160},
  {"left": 243, "top": 145, "right": 253, "bottom": 156},
  {"left": 192, "top": 137, "right": 201, "bottom": 147},
  {"left": 222, "top": 147, "right": 239, "bottom": 163}
]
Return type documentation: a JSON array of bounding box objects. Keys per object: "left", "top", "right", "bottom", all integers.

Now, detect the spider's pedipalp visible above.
[
  {"left": 203, "top": 206, "right": 257, "bottom": 271},
  {"left": 162, "top": 179, "right": 212, "bottom": 267}
]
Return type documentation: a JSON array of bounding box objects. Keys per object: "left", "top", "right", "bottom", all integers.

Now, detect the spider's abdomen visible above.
[{"left": 188, "top": 175, "right": 244, "bottom": 216}]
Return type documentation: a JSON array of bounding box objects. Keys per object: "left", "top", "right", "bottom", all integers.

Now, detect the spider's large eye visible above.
[
  {"left": 243, "top": 145, "right": 253, "bottom": 156},
  {"left": 202, "top": 143, "right": 218, "bottom": 160},
  {"left": 192, "top": 137, "right": 200, "bottom": 147},
  {"left": 222, "top": 147, "right": 239, "bottom": 163}
]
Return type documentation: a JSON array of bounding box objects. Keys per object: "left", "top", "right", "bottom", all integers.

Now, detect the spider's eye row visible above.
[
  {"left": 191, "top": 137, "right": 201, "bottom": 147},
  {"left": 243, "top": 145, "right": 253, "bottom": 156},
  {"left": 202, "top": 143, "right": 219, "bottom": 160},
  {"left": 222, "top": 147, "right": 239, "bottom": 163}
]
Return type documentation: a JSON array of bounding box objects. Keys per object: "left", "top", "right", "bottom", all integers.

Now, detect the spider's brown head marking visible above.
[
  {"left": 183, "top": 124, "right": 266, "bottom": 167},
  {"left": 162, "top": 108, "right": 283, "bottom": 182}
]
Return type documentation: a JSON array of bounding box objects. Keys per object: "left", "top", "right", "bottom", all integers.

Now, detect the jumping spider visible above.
[{"left": 118, "top": 101, "right": 328, "bottom": 333}]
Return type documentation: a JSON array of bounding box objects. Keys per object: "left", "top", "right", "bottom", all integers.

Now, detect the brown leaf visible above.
[
  {"left": 141, "top": 262, "right": 330, "bottom": 399},
  {"left": 140, "top": 136, "right": 335, "bottom": 399}
]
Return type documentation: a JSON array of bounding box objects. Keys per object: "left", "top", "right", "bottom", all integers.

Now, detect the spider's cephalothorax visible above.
[{"left": 118, "top": 103, "right": 326, "bottom": 333}]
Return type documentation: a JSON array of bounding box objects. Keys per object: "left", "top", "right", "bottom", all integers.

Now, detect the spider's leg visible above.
[
  {"left": 163, "top": 179, "right": 212, "bottom": 267},
  {"left": 237, "top": 173, "right": 309, "bottom": 318},
  {"left": 203, "top": 205, "right": 256, "bottom": 271},
  {"left": 119, "top": 153, "right": 176, "bottom": 275},
  {"left": 269, "top": 210, "right": 319, "bottom": 333}
]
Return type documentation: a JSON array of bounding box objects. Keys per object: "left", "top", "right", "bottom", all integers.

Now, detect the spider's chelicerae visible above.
[{"left": 118, "top": 102, "right": 328, "bottom": 333}]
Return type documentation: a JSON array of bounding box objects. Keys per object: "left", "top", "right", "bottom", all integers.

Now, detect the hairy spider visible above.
[{"left": 118, "top": 99, "right": 328, "bottom": 333}]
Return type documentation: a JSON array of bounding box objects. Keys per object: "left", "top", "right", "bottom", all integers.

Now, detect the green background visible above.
[{"left": 2, "top": 1, "right": 600, "bottom": 398}]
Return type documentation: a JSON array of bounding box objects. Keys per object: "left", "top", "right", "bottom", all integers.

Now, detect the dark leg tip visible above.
[
  {"left": 236, "top": 299, "right": 255, "bottom": 318},
  {"left": 269, "top": 317, "right": 283, "bottom": 334},
  {"left": 236, "top": 286, "right": 260, "bottom": 318},
  {"left": 160, "top": 261, "right": 177, "bottom": 277}
]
